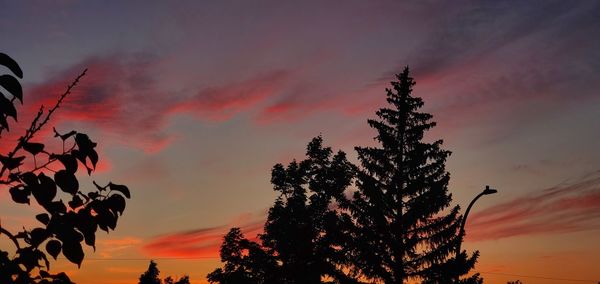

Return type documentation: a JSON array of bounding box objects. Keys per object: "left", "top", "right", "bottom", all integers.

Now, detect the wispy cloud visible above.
[
  {"left": 169, "top": 70, "right": 289, "bottom": 122},
  {"left": 14, "top": 54, "right": 290, "bottom": 153},
  {"left": 141, "top": 211, "right": 266, "bottom": 258},
  {"left": 96, "top": 237, "right": 143, "bottom": 259},
  {"left": 467, "top": 171, "right": 600, "bottom": 241}
]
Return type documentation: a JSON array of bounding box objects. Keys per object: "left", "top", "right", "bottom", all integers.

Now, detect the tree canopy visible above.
[{"left": 208, "top": 136, "right": 356, "bottom": 284}]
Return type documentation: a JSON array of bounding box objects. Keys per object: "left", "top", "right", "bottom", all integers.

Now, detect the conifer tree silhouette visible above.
[
  {"left": 139, "top": 260, "right": 161, "bottom": 284},
  {"left": 349, "top": 67, "right": 481, "bottom": 283}
]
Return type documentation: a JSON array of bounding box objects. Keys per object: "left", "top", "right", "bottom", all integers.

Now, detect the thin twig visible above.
[{"left": 0, "top": 226, "right": 21, "bottom": 250}]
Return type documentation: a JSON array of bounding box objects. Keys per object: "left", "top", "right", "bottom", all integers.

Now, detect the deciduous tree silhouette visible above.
[
  {"left": 0, "top": 53, "right": 130, "bottom": 283},
  {"left": 207, "top": 228, "right": 277, "bottom": 284},
  {"left": 260, "top": 136, "right": 356, "bottom": 283},
  {"left": 208, "top": 137, "right": 357, "bottom": 284},
  {"left": 349, "top": 67, "right": 481, "bottom": 283}
]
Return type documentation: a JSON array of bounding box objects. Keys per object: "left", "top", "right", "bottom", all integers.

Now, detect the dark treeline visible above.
[{"left": 206, "top": 67, "right": 483, "bottom": 284}]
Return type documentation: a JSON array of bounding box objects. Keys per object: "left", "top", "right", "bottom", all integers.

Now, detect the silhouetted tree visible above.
[
  {"left": 208, "top": 137, "right": 357, "bottom": 284},
  {"left": 207, "top": 227, "right": 277, "bottom": 284},
  {"left": 349, "top": 67, "right": 480, "bottom": 283},
  {"left": 260, "top": 136, "right": 356, "bottom": 283},
  {"left": 139, "top": 260, "right": 162, "bottom": 284},
  {"left": 0, "top": 53, "right": 130, "bottom": 283},
  {"left": 140, "top": 260, "right": 191, "bottom": 284}
]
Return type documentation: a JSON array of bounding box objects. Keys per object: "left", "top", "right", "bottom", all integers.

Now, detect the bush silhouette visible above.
[{"left": 0, "top": 53, "right": 130, "bottom": 283}]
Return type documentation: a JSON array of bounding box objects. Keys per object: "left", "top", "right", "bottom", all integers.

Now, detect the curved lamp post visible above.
[{"left": 455, "top": 185, "right": 497, "bottom": 282}]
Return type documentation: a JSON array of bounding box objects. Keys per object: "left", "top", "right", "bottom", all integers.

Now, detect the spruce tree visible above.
[{"left": 350, "top": 67, "right": 480, "bottom": 283}]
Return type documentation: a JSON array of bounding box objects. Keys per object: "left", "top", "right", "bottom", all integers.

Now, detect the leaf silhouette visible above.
[
  {"left": 30, "top": 228, "right": 49, "bottom": 247},
  {"left": 0, "top": 52, "right": 23, "bottom": 78},
  {"left": 9, "top": 186, "right": 30, "bottom": 204},
  {"left": 107, "top": 194, "right": 126, "bottom": 215},
  {"left": 45, "top": 240, "right": 61, "bottom": 260},
  {"left": 0, "top": 154, "right": 25, "bottom": 170},
  {"left": 33, "top": 173, "right": 57, "bottom": 205},
  {"left": 23, "top": 142, "right": 45, "bottom": 155},
  {"left": 62, "top": 239, "right": 84, "bottom": 267},
  {"left": 54, "top": 170, "right": 79, "bottom": 195},
  {"left": 36, "top": 213, "right": 50, "bottom": 225},
  {"left": 0, "top": 75, "right": 23, "bottom": 103},
  {"left": 108, "top": 182, "right": 130, "bottom": 198},
  {"left": 0, "top": 93, "right": 17, "bottom": 120},
  {"left": 53, "top": 154, "right": 78, "bottom": 174}
]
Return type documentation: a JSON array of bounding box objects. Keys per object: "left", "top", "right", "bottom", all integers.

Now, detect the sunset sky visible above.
[{"left": 1, "top": 1, "right": 599, "bottom": 283}]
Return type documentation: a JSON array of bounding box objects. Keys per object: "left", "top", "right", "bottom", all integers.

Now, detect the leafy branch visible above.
[{"left": 0, "top": 53, "right": 130, "bottom": 284}]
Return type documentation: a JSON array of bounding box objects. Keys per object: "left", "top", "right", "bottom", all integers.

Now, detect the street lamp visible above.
[{"left": 455, "top": 185, "right": 497, "bottom": 282}]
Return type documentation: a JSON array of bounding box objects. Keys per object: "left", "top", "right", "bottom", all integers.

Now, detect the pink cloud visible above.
[
  {"left": 466, "top": 171, "right": 600, "bottom": 242},
  {"left": 141, "top": 211, "right": 266, "bottom": 258},
  {"left": 255, "top": 87, "right": 366, "bottom": 124},
  {"left": 8, "top": 54, "right": 291, "bottom": 154},
  {"left": 8, "top": 54, "right": 173, "bottom": 153},
  {"left": 169, "top": 71, "right": 289, "bottom": 122}
]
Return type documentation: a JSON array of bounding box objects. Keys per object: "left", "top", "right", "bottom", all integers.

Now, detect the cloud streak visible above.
[
  {"left": 466, "top": 171, "right": 600, "bottom": 242},
  {"left": 169, "top": 70, "right": 289, "bottom": 122},
  {"left": 141, "top": 211, "right": 266, "bottom": 258},
  {"left": 141, "top": 169, "right": 600, "bottom": 255}
]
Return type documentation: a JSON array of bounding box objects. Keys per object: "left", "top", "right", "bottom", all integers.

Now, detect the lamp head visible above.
[{"left": 483, "top": 185, "right": 498, "bottom": 195}]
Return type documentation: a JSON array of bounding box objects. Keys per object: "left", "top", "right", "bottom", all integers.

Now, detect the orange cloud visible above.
[
  {"left": 97, "top": 237, "right": 143, "bottom": 259},
  {"left": 466, "top": 171, "right": 600, "bottom": 241},
  {"left": 142, "top": 212, "right": 266, "bottom": 258}
]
